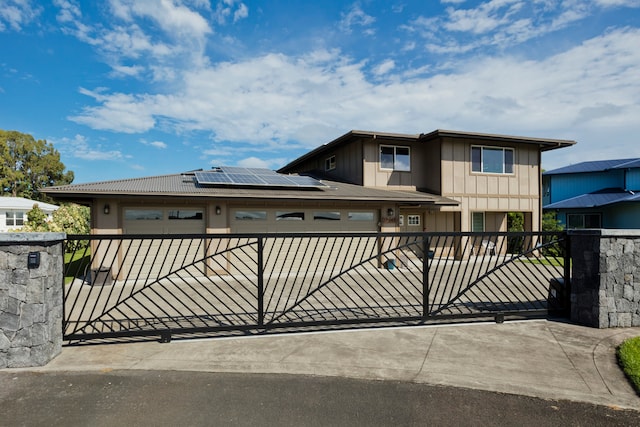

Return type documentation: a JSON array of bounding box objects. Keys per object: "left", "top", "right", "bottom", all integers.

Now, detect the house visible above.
[
  {"left": 543, "top": 158, "right": 640, "bottom": 229},
  {"left": 41, "top": 129, "right": 574, "bottom": 277},
  {"left": 0, "top": 197, "right": 59, "bottom": 232},
  {"left": 42, "top": 129, "right": 575, "bottom": 239}
]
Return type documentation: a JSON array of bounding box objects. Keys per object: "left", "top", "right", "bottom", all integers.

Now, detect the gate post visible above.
[{"left": 0, "top": 233, "right": 65, "bottom": 368}]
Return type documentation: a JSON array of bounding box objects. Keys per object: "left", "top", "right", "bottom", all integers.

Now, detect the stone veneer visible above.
[
  {"left": 569, "top": 229, "right": 640, "bottom": 328},
  {"left": 0, "top": 233, "right": 65, "bottom": 368}
]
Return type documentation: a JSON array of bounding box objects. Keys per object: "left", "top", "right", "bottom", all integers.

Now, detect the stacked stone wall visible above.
[
  {"left": 570, "top": 230, "right": 640, "bottom": 328},
  {"left": 0, "top": 233, "right": 65, "bottom": 368}
]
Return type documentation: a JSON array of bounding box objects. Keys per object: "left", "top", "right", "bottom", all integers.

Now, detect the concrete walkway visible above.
[{"left": 13, "top": 319, "right": 640, "bottom": 410}]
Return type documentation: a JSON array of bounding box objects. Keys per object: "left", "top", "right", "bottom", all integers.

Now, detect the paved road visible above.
[{"left": 1, "top": 370, "right": 638, "bottom": 426}]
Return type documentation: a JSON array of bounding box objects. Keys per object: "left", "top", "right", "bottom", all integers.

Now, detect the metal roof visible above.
[
  {"left": 0, "top": 197, "right": 59, "bottom": 212},
  {"left": 544, "top": 189, "right": 640, "bottom": 209},
  {"left": 543, "top": 158, "right": 640, "bottom": 175},
  {"left": 41, "top": 172, "right": 459, "bottom": 206},
  {"left": 279, "top": 129, "right": 576, "bottom": 173}
]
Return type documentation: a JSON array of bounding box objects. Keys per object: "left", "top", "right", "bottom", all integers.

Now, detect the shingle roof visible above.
[
  {"left": 544, "top": 188, "right": 640, "bottom": 209},
  {"left": 543, "top": 158, "right": 640, "bottom": 175},
  {"left": 41, "top": 172, "right": 459, "bottom": 206}
]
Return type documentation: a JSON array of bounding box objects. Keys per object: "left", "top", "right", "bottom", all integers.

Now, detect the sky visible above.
[{"left": 1, "top": 0, "right": 639, "bottom": 184}]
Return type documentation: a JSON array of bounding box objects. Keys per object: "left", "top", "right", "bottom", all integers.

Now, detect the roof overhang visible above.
[{"left": 419, "top": 129, "right": 576, "bottom": 152}]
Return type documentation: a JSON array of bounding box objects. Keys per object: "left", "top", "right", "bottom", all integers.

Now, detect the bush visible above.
[{"left": 618, "top": 336, "right": 640, "bottom": 394}]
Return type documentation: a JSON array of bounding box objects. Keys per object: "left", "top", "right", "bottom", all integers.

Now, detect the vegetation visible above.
[
  {"left": 20, "top": 203, "right": 90, "bottom": 252},
  {"left": 64, "top": 249, "right": 91, "bottom": 285},
  {"left": 617, "top": 336, "right": 640, "bottom": 394},
  {"left": 0, "top": 129, "right": 74, "bottom": 202}
]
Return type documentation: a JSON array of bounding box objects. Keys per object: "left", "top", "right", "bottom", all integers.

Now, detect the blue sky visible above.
[{"left": 1, "top": 0, "right": 639, "bottom": 183}]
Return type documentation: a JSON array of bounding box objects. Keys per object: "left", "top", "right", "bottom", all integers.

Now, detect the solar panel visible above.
[{"left": 194, "top": 168, "right": 327, "bottom": 189}]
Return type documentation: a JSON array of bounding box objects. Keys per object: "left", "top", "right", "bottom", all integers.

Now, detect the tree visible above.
[
  {"left": 21, "top": 204, "right": 49, "bottom": 231},
  {"left": 0, "top": 130, "right": 74, "bottom": 201}
]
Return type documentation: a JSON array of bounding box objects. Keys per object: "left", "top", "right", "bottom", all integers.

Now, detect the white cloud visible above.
[
  {"left": 54, "top": 134, "right": 124, "bottom": 161},
  {"left": 68, "top": 27, "right": 640, "bottom": 172},
  {"left": 339, "top": 4, "right": 376, "bottom": 34},
  {"left": 214, "top": 0, "right": 249, "bottom": 25},
  {"left": 141, "top": 139, "right": 168, "bottom": 149},
  {"left": 236, "top": 156, "right": 272, "bottom": 169},
  {"left": 372, "top": 59, "right": 396, "bottom": 76},
  {"left": 0, "top": 0, "right": 41, "bottom": 31}
]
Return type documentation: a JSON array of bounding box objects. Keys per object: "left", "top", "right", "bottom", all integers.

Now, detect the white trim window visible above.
[
  {"left": 407, "top": 214, "right": 421, "bottom": 226},
  {"left": 325, "top": 155, "right": 336, "bottom": 171},
  {"left": 380, "top": 145, "right": 410, "bottom": 171},
  {"left": 5, "top": 211, "right": 24, "bottom": 227},
  {"left": 471, "top": 146, "right": 514, "bottom": 174}
]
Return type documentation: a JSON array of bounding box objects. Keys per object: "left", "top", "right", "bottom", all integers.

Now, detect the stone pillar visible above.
[
  {"left": 0, "top": 233, "right": 65, "bottom": 368},
  {"left": 569, "top": 229, "right": 640, "bottom": 328}
]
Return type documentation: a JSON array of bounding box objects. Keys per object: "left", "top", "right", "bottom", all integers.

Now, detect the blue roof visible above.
[
  {"left": 543, "top": 158, "right": 640, "bottom": 175},
  {"left": 544, "top": 188, "right": 640, "bottom": 209}
]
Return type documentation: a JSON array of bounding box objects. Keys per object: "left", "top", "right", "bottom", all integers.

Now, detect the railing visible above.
[{"left": 62, "top": 231, "right": 569, "bottom": 343}]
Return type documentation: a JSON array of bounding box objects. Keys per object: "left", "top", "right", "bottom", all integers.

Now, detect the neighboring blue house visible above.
[{"left": 543, "top": 158, "right": 640, "bottom": 229}]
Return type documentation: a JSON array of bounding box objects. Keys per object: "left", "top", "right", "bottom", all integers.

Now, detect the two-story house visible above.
[
  {"left": 279, "top": 130, "right": 575, "bottom": 236},
  {"left": 543, "top": 158, "right": 640, "bottom": 229},
  {"left": 42, "top": 129, "right": 573, "bottom": 274}
]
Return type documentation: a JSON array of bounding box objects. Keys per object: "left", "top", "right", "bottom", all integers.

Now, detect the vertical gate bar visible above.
[
  {"left": 422, "top": 233, "right": 430, "bottom": 318},
  {"left": 563, "top": 231, "right": 571, "bottom": 314},
  {"left": 257, "top": 236, "right": 264, "bottom": 327}
]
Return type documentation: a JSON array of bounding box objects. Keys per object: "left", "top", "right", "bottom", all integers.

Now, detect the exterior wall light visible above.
[
  {"left": 215, "top": 206, "right": 222, "bottom": 215},
  {"left": 387, "top": 208, "right": 394, "bottom": 217},
  {"left": 103, "top": 204, "right": 110, "bottom": 215}
]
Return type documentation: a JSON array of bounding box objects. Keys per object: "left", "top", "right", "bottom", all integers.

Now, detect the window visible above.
[
  {"left": 471, "top": 146, "right": 514, "bottom": 174},
  {"left": 235, "top": 210, "right": 267, "bottom": 220},
  {"left": 314, "top": 211, "right": 340, "bottom": 221},
  {"left": 349, "top": 212, "right": 375, "bottom": 221},
  {"left": 407, "top": 215, "right": 421, "bottom": 226},
  {"left": 276, "top": 211, "right": 304, "bottom": 221},
  {"left": 325, "top": 155, "right": 336, "bottom": 171},
  {"left": 380, "top": 145, "right": 410, "bottom": 171},
  {"left": 5, "top": 211, "right": 24, "bottom": 227},
  {"left": 567, "top": 213, "right": 601, "bottom": 229},
  {"left": 168, "top": 210, "right": 203, "bottom": 220},
  {"left": 125, "top": 209, "right": 163, "bottom": 220},
  {"left": 471, "top": 212, "right": 485, "bottom": 232}
]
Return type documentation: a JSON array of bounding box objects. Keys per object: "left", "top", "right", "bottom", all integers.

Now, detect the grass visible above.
[
  {"left": 517, "top": 256, "right": 566, "bottom": 267},
  {"left": 617, "top": 336, "right": 640, "bottom": 394},
  {"left": 64, "top": 249, "right": 91, "bottom": 285}
]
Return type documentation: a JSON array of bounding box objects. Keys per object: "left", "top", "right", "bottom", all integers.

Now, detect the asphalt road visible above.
[{"left": 1, "top": 370, "right": 638, "bottom": 426}]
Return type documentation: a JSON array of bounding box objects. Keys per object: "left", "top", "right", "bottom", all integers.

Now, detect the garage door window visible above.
[
  {"left": 235, "top": 210, "right": 267, "bottom": 220},
  {"left": 349, "top": 212, "right": 375, "bottom": 221},
  {"left": 276, "top": 211, "right": 305, "bottom": 221},
  {"left": 314, "top": 211, "right": 340, "bottom": 221},
  {"left": 125, "top": 209, "right": 163, "bottom": 220},
  {"left": 169, "top": 210, "right": 203, "bottom": 220}
]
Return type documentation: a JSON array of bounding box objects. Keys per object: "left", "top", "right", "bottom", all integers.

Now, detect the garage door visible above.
[
  {"left": 230, "top": 208, "right": 379, "bottom": 233},
  {"left": 230, "top": 208, "right": 379, "bottom": 276},
  {"left": 121, "top": 208, "right": 205, "bottom": 280}
]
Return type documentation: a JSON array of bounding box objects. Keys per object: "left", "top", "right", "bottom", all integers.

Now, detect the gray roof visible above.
[
  {"left": 280, "top": 129, "right": 576, "bottom": 173},
  {"left": 41, "top": 172, "right": 459, "bottom": 206},
  {"left": 544, "top": 189, "right": 640, "bottom": 209},
  {"left": 0, "top": 197, "right": 58, "bottom": 212},
  {"left": 543, "top": 158, "right": 640, "bottom": 175}
]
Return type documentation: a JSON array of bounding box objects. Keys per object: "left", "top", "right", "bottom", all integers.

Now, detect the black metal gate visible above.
[{"left": 62, "top": 231, "right": 570, "bottom": 343}]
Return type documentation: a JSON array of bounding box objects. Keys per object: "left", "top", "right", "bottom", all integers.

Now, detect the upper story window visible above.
[
  {"left": 380, "top": 145, "right": 410, "bottom": 171},
  {"left": 471, "top": 146, "right": 514, "bottom": 174},
  {"left": 325, "top": 155, "right": 336, "bottom": 171}
]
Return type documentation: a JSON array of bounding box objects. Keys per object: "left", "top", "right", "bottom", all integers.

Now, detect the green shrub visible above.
[{"left": 617, "top": 336, "right": 640, "bottom": 394}]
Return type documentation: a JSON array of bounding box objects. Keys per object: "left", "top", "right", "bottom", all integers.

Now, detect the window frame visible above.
[
  {"left": 567, "top": 213, "right": 601, "bottom": 229},
  {"left": 471, "top": 145, "right": 515, "bottom": 175},
  {"left": 5, "top": 211, "right": 24, "bottom": 227},
  {"left": 379, "top": 145, "right": 411, "bottom": 172},
  {"left": 325, "top": 155, "right": 336, "bottom": 171},
  {"left": 471, "top": 212, "right": 485, "bottom": 232}
]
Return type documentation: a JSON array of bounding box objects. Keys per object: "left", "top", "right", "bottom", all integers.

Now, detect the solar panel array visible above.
[{"left": 194, "top": 167, "right": 327, "bottom": 189}]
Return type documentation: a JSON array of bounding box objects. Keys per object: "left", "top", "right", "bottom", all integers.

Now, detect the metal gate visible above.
[{"left": 62, "top": 231, "right": 570, "bottom": 343}]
